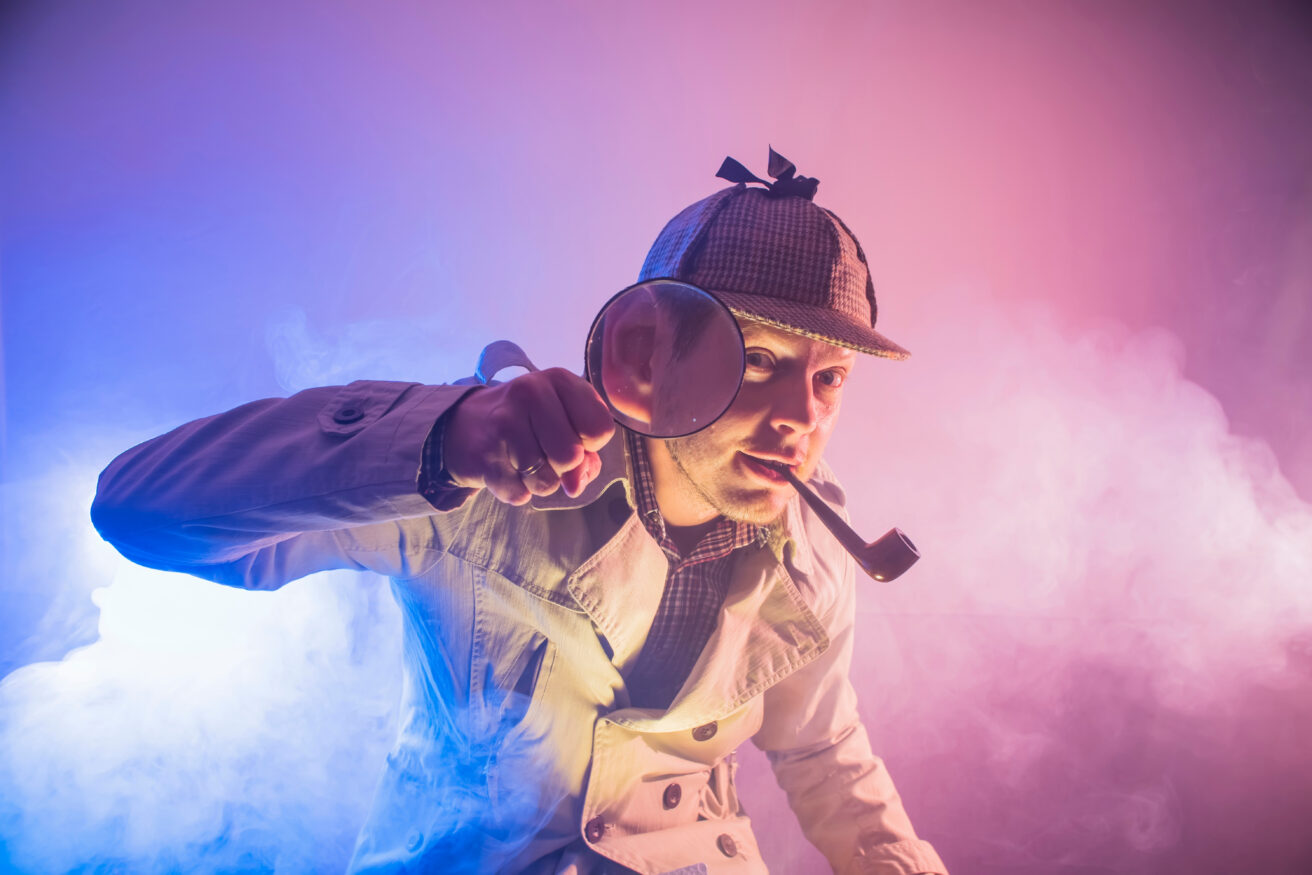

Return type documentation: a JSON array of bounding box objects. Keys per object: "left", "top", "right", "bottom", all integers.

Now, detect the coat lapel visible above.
[
  {"left": 564, "top": 514, "right": 670, "bottom": 673},
  {"left": 607, "top": 541, "right": 830, "bottom": 733},
  {"left": 531, "top": 426, "right": 834, "bottom": 729}
]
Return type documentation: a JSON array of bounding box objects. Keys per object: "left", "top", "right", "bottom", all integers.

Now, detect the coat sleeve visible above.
[
  {"left": 90, "top": 379, "right": 479, "bottom": 588},
  {"left": 751, "top": 471, "right": 948, "bottom": 875}
]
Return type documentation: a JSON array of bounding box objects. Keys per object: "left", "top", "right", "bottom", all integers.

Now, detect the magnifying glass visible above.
[
  {"left": 583, "top": 279, "right": 745, "bottom": 438},
  {"left": 476, "top": 278, "right": 920, "bottom": 582}
]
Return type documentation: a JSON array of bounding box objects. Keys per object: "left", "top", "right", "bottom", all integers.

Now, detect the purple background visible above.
[{"left": 2, "top": 2, "right": 1310, "bottom": 872}]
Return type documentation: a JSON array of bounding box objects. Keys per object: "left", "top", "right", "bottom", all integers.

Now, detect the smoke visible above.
[
  {"left": 3, "top": 0, "right": 1309, "bottom": 871},
  {"left": 860, "top": 286, "right": 1311, "bottom": 691},
  {"left": 0, "top": 560, "right": 402, "bottom": 873},
  {"left": 0, "top": 305, "right": 569, "bottom": 873},
  {"left": 3, "top": 292, "right": 1310, "bottom": 872},
  {"left": 741, "top": 284, "right": 1312, "bottom": 873},
  {"left": 265, "top": 307, "right": 468, "bottom": 394},
  {"left": 0, "top": 313, "right": 423, "bottom": 873}
]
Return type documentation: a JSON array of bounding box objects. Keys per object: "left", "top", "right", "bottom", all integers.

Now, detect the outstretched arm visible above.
[
  {"left": 91, "top": 380, "right": 477, "bottom": 586},
  {"left": 92, "top": 368, "right": 616, "bottom": 589}
]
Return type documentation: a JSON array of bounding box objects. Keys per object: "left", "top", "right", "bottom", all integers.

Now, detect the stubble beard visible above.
[{"left": 664, "top": 434, "right": 789, "bottom": 527}]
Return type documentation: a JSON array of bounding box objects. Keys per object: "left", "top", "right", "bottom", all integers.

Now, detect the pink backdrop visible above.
[{"left": 1, "top": 1, "right": 1309, "bottom": 872}]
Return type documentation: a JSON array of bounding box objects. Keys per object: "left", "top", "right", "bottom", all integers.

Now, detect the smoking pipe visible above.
[{"left": 776, "top": 466, "right": 920, "bottom": 582}]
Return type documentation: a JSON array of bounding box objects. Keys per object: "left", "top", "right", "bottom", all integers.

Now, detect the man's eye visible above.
[
  {"left": 817, "top": 369, "right": 846, "bottom": 389},
  {"left": 745, "top": 351, "right": 774, "bottom": 371}
]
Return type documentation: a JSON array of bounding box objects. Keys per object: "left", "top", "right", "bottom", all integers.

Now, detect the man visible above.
[{"left": 91, "top": 151, "right": 948, "bottom": 875}]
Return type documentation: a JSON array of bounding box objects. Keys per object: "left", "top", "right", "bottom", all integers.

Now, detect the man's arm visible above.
[
  {"left": 752, "top": 471, "right": 947, "bottom": 875},
  {"left": 91, "top": 380, "right": 478, "bottom": 587},
  {"left": 91, "top": 369, "right": 615, "bottom": 590}
]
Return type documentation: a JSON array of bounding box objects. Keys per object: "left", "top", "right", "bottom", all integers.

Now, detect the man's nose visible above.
[{"left": 768, "top": 377, "right": 820, "bottom": 435}]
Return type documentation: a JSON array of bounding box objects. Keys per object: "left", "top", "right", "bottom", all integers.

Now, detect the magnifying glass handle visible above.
[
  {"left": 476, "top": 340, "right": 540, "bottom": 384},
  {"left": 779, "top": 467, "right": 919, "bottom": 582}
]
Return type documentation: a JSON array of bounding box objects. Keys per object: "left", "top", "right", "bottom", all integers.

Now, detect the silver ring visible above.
[{"left": 516, "top": 458, "right": 547, "bottom": 477}]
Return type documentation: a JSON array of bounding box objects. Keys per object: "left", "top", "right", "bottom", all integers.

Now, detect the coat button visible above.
[
  {"left": 717, "top": 833, "right": 738, "bottom": 857},
  {"left": 662, "top": 782, "right": 682, "bottom": 809},
  {"left": 333, "top": 406, "right": 364, "bottom": 424},
  {"left": 692, "top": 721, "right": 718, "bottom": 741},
  {"left": 585, "top": 815, "right": 606, "bottom": 843},
  {"left": 404, "top": 829, "right": 423, "bottom": 852}
]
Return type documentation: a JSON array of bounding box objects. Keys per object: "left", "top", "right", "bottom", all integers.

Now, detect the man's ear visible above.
[{"left": 600, "top": 320, "right": 655, "bottom": 428}]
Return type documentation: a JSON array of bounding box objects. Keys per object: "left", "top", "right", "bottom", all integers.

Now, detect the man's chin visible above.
[{"left": 713, "top": 487, "right": 790, "bottom": 527}]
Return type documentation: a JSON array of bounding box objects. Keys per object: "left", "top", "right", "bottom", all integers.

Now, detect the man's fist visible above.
[{"left": 442, "top": 368, "right": 615, "bottom": 506}]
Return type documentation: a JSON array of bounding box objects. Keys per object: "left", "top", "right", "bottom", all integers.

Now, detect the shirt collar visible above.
[{"left": 624, "top": 429, "right": 762, "bottom": 562}]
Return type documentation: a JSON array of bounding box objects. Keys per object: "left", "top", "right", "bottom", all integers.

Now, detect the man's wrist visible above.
[{"left": 418, "top": 397, "right": 479, "bottom": 508}]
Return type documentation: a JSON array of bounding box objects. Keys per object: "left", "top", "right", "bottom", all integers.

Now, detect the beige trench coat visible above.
[{"left": 91, "top": 378, "right": 947, "bottom": 875}]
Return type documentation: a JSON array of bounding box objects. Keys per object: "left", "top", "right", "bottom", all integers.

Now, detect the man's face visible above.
[{"left": 655, "top": 318, "right": 857, "bottom": 526}]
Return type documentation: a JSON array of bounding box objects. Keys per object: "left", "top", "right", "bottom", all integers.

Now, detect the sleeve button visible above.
[
  {"left": 333, "top": 406, "right": 364, "bottom": 424},
  {"left": 717, "top": 834, "right": 738, "bottom": 857},
  {"left": 585, "top": 815, "right": 606, "bottom": 843},
  {"left": 692, "top": 721, "right": 717, "bottom": 741},
  {"left": 662, "top": 782, "right": 682, "bottom": 809}
]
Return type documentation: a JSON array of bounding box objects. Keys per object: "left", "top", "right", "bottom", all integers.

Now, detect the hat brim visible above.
[{"left": 710, "top": 290, "right": 911, "bottom": 360}]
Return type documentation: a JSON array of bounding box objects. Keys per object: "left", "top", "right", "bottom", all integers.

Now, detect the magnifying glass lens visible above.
[{"left": 584, "top": 280, "right": 744, "bottom": 439}]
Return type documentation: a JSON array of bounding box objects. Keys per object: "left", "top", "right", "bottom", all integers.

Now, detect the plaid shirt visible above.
[{"left": 623, "top": 430, "right": 762, "bottom": 709}]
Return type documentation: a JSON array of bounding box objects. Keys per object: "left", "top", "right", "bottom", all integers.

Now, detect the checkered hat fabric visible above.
[{"left": 639, "top": 182, "right": 910, "bottom": 359}]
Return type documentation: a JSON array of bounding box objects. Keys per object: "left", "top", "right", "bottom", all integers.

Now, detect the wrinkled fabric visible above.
[{"left": 91, "top": 378, "right": 947, "bottom": 875}]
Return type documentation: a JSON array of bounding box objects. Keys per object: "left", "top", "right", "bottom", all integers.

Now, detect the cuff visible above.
[
  {"left": 846, "top": 837, "right": 948, "bottom": 875},
  {"left": 418, "top": 391, "right": 481, "bottom": 511}
]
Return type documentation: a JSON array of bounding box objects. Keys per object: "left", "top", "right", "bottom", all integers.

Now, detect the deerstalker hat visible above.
[{"left": 638, "top": 148, "right": 909, "bottom": 359}]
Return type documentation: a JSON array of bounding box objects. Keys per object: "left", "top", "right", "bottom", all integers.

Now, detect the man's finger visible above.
[
  {"left": 519, "top": 461, "right": 563, "bottom": 497},
  {"left": 483, "top": 467, "right": 532, "bottom": 506},
  {"left": 559, "top": 450, "right": 602, "bottom": 498},
  {"left": 504, "top": 430, "right": 563, "bottom": 497},
  {"left": 527, "top": 390, "right": 589, "bottom": 475},
  {"left": 547, "top": 369, "right": 615, "bottom": 452}
]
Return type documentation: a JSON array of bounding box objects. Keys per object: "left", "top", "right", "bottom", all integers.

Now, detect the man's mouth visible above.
[{"left": 738, "top": 452, "right": 798, "bottom": 484}]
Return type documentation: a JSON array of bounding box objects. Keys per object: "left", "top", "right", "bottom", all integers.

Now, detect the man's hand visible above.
[{"left": 443, "top": 368, "right": 615, "bottom": 505}]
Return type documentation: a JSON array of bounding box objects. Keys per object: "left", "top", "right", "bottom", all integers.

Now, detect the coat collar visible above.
[{"left": 547, "top": 433, "right": 832, "bottom": 731}]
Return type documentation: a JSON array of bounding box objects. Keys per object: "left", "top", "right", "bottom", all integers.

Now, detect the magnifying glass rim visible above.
[{"left": 584, "top": 277, "right": 746, "bottom": 439}]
